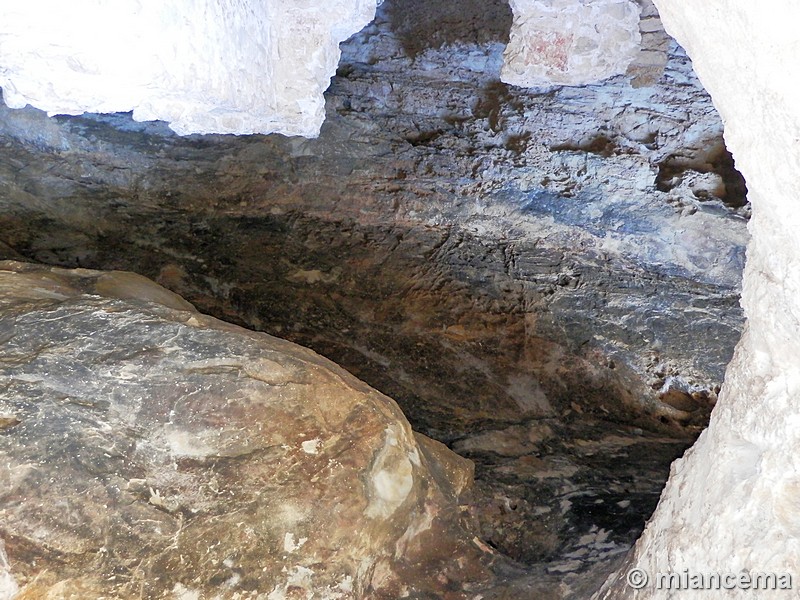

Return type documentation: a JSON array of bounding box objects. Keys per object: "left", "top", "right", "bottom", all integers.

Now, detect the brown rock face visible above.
[{"left": 0, "top": 261, "right": 487, "bottom": 599}]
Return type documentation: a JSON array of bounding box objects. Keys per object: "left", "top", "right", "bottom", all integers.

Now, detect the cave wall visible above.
[
  {"left": 0, "top": 0, "right": 380, "bottom": 136},
  {"left": 597, "top": 0, "right": 800, "bottom": 597},
  {"left": 0, "top": 2, "right": 752, "bottom": 589},
  {"left": 0, "top": 0, "right": 747, "bottom": 438},
  {"left": 0, "top": 0, "right": 769, "bottom": 595}
]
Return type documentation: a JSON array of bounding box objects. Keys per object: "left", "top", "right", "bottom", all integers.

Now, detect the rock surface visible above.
[
  {"left": 0, "top": 0, "right": 747, "bottom": 439},
  {"left": 0, "top": 0, "right": 750, "bottom": 594},
  {"left": 595, "top": 0, "right": 800, "bottom": 598},
  {"left": 502, "top": 0, "right": 642, "bottom": 87},
  {"left": 0, "top": 0, "right": 380, "bottom": 136},
  {"left": 0, "top": 260, "right": 487, "bottom": 599}
]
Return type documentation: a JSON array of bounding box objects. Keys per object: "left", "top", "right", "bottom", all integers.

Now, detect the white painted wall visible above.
[
  {"left": 0, "top": 0, "right": 380, "bottom": 136},
  {"left": 596, "top": 1, "right": 800, "bottom": 598}
]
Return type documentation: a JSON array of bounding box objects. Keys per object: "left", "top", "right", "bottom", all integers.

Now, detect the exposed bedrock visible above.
[
  {"left": 595, "top": 0, "right": 800, "bottom": 598},
  {"left": 0, "top": 260, "right": 487, "bottom": 599},
  {"left": 0, "top": 0, "right": 746, "bottom": 433},
  {"left": 0, "top": 0, "right": 749, "bottom": 593}
]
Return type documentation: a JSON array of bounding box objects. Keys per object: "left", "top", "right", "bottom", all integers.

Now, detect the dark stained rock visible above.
[
  {"left": 0, "top": 3, "right": 747, "bottom": 441},
  {"left": 0, "top": 261, "right": 488, "bottom": 599}
]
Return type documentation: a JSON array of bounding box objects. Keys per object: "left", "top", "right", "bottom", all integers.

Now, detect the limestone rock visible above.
[
  {"left": 0, "top": 0, "right": 380, "bottom": 136},
  {"left": 0, "top": 261, "right": 486, "bottom": 599},
  {"left": 501, "top": 0, "right": 642, "bottom": 87},
  {"left": 0, "top": 8, "right": 748, "bottom": 439},
  {"left": 595, "top": 0, "right": 800, "bottom": 597}
]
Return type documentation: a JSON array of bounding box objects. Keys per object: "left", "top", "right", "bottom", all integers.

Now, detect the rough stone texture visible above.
[
  {"left": 595, "top": 1, "right": 800, "bottom": 598},
  {"left": 501, "top": 0, "right": 642, "bottom": 87},
  {"left": 0, "top": 2, "right": 748, "bottom": 438},
  {"left": 0, "top": 260, "right": 488, "bottom": 599},
  {"left": 0, "top": 0, "right": 380, "bottom": 136},
  {"left": 624, "top": 0, "right": 670, "bottom": 88},
  {"left": 0, "top": 543, "right": 15, "bottom": 600},
  {"left": 0, "top": 0, "right": 750, "bottom": 595}
]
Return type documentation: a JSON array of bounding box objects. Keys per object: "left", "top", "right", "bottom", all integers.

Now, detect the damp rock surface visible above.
[{"left": 0, "top": 260, "right": 487, "bottom": 599}]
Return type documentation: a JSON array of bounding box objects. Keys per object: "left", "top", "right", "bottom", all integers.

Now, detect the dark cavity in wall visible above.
[{"left": 655, "top": 145, "right": 749, "bottom": 209}]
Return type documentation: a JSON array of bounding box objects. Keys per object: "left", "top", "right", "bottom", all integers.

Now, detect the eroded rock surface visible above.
[
  {"left": 502, "top": 0, "right": 642, "bottom": 87},
  {"left": 596, "top": 0, "right": 800, "bottom": 597},
  {"left": 0, "top": 0, "right": 747, "bottom": 438},
  {"left": 0, "top": 261, "right": 487, "bottom": 599},
  {"left": 0, "top": 0, "right": 380, "bottom": 136}
]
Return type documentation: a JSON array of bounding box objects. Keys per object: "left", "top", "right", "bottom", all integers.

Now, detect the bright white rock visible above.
[
  {"left": 0, "top": 0, "right": 381, "bottom": 136},
  {"left": 501, "top": 0, "right": 642, "bottom": 87}
]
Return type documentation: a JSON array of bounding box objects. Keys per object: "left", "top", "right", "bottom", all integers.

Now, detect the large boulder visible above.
[{"left": 0, "top": 261, "right": 486, "bottom": 599}]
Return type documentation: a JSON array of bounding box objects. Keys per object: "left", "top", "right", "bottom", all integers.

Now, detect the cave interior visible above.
[{"left": 0, "top": 0, "right": 766, "bottom": 598}]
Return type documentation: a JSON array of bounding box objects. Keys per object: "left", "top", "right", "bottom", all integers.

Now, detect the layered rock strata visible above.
[
  {"left": 596, "top": 0, "right": 800, "bottom": 597},
  {"left": 0, "top": 0, "right": 751, "bottom": 591}
]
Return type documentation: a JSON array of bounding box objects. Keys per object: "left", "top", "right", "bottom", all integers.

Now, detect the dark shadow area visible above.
[
  {"left": 384, "top": 0, "right": 512, "bottom": 57},
  {"left": 0, "top": 202, "right": 699, "bottom": 575},
  {"left": 656, "top": 146, "right": 749, "bottom": 209}
]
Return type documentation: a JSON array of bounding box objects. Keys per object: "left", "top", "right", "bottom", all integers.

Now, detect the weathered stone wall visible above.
[
  {"left": 0, "top": 0, "right": 758, "bottom": 594},
  {"left": 0, "top": 0, "right": 380, "bottom": 136},
  {"left": 0, "top": 2, "right": 750, "bottom": 589},
  {"left": 501, "top": 0, "right": 642, "bottom": 87},
  {"left": 596, "top": 1, "right": 800, "bottom": 598}
]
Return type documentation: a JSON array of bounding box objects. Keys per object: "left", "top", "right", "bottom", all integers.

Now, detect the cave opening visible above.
[{"left": 0, "top": 0, "right": 753, "bottom": 597}]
